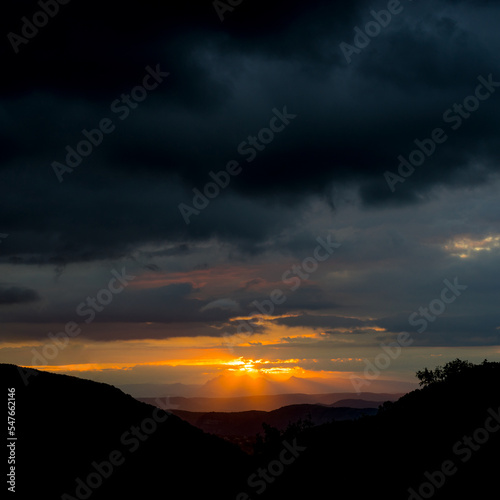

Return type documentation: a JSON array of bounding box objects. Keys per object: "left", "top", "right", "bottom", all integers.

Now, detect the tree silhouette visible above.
[{"left": 416, "top": 358, "right": 475, "bottom": 386}]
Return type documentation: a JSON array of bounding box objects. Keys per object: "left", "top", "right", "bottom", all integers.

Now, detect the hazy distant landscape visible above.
[
  {"left": 138, "top": 389, "right": 404, "bottom": 412},
  {"left": 120, "top": 373, "right": 414, "bottom": 400},
  {"left": 139, "top": 390, "right": 395, "bottom": 452},
  {"left": 167, "top": 404, "right": 380, "bottom": 453}
]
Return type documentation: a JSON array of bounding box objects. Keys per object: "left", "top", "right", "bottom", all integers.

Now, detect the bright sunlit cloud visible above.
[{"left": 443, "top": 234, "right": 500, "bottom": 258}]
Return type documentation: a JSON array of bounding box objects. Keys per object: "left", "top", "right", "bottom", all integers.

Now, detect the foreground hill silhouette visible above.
[
  {"left": 256, "top": 359, "right": 500, "bottom": 499},
  {"left": 1, "top": 364, "right": 250, "bottom": 499}
]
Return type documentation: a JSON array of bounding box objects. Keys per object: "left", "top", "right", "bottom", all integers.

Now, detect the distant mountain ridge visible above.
[
  {"left": 139, "top": 391, "right": 403, "bottom": 412},
  {"left": 329, "top": 398, "right": 387, "bottom": 408},
  {"left": 171, "top": 404, "right": 378, "bottom": 444},
  {"left": 120, "top": 373, "right": 416, "bottom": 398}
]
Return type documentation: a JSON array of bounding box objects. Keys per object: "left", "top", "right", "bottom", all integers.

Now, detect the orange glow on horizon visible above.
[{"left": 23, "top": 357, "right": 353, "bottom": 383}]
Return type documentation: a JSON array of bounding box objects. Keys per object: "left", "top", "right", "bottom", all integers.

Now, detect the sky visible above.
[{"left": 1, "top": 0, "right": 500, "bottom": 395}]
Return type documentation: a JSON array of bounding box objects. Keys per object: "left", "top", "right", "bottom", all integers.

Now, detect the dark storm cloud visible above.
[
  {"left": 141, "top": 244, "right": 190, "bottom": 258},
  {"left": 0, "top": 0, "right": 357, "bottom": 99},
  {"left": 374, "top": 313, "right": 500, "bottom": 347},
  {"left": 273, "top": 311, "right": 500, "bottom": 347},
  {"left": 0, "top": 165, "right": 301, "bottom": 264},
  {"left": 0, "top": 276, "right": 332, "bottom": 325},
  {"left": 1, "top": 0, "right": 500, "bottom": 264},
  {"left": 0, "top": 286, "right": 40, "bottom": 305},
  {"left": 0, "top": 282, "right": 219, "bottom": 326},
  {"left": 274, "top": 313, "right": 370, "bottom": 330},
  {"left": 240, "top": 284, "right": 336, "bottom": 316}
]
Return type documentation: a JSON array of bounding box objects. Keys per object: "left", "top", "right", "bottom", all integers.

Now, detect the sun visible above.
[
  {"left": 225, "top": 357, "right": 259, "bottom": 374},
  {"left": 222, "top": 357, "right": 300, "bottom": 378}
]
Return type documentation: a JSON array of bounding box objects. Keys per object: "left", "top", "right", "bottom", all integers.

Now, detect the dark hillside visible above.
[{"left": 2, "top": 364, "right": 250, "bottom": 500}]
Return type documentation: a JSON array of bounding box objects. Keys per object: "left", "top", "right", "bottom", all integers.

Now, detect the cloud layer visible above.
[{"left": 1, "top": 0, "right": 499, "bottom": 362}]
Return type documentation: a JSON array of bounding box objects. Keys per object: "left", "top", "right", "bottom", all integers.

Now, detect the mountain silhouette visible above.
[
  {"left": 170, "top": 404, "right": 377, "bottom": 452},
  {"left": 329, "top": 398, "right": 387, "bottom": 408},
  {"left": 139, "top": 391, "right": 403, "bottom": 412},
  {"left": 1, "top": 364, "right": 250, "bottom": 499},
  {"left": 255, "top": 359, "right": 500, "bottom": 499}
]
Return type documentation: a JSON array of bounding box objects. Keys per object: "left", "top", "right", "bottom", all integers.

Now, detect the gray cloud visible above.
[{"left": 0, "top": 286, "right": 40, "bottom": 305}]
